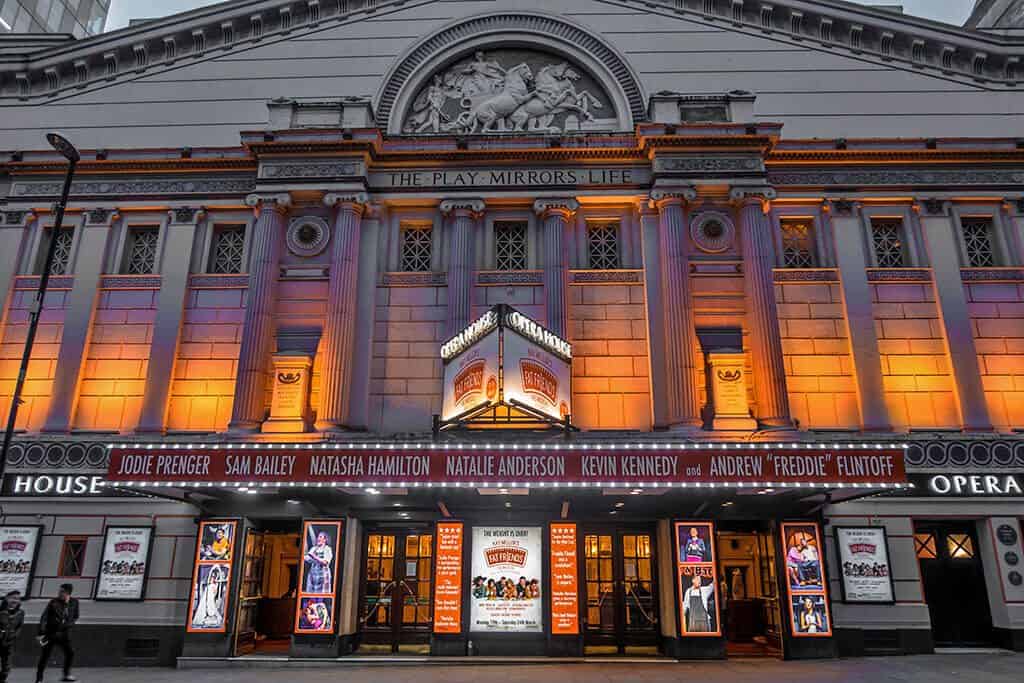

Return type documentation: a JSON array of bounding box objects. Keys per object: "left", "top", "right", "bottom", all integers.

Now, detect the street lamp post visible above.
[{"left": 0, "top": 133, "right": 80, "bottom": 484}]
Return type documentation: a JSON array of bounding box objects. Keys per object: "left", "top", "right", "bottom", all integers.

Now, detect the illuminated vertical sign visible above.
[
  {"left": 673, "top": 522, "right": 721, "bottom": 637},
  {"left": 433, "top": 521, "right": 464, "bottom": 634},
  {"left": 781, "top": 522, "right": 833, "bottom": 638},
  {"left": 550, "top": 523, "right": 579, "bottom": 635},
  {"left": 294, "top": 520, "right": 344, "bottom": 635},
  {"left": 187, "top": 520, "right": 238, "bottom": 633}
]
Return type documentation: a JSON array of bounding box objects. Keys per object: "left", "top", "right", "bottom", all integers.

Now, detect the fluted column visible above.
[
  {"left": 652, "top": 189, "right": 702, "bottom": 429},
  {"left": 440, "top": 199, "right": 484, "bottom": 336},
  {"left": 534, "top": 198, "right": 579, "bottom": 339},
  {"left": 732, "top": 187, "right": 793, "bottom": 428},
  {"left": 315, "top": 193, "right": 368, "bottom": 432},
  {"left": 228, "top": 193, "right": 290, "bottom": 432}
]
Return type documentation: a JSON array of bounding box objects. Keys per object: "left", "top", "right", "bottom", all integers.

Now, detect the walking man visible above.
[
  {"left": 36, "top": 584, "right": 78, "bottom": 683},
  {"left": 0, "top": 591, "right": 25, "bottom": 683}
]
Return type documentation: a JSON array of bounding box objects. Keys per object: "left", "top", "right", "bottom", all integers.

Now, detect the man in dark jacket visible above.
[
  {"left": 35, "top": 584, "right": 78, "bottom": 683},
  {"left": 0, "top": 591, "right": 24, "bottom": 683}
]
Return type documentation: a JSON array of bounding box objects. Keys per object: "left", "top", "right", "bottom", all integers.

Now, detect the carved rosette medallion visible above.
[
  {"left": 690, "top": 211, "right": 737, "bottom": 254},
  {"left": 402, "top": 49, "right": 616, "bottom": 135},
  {"left": 286, "top": 216, "right": 331, "bottom": 258}
]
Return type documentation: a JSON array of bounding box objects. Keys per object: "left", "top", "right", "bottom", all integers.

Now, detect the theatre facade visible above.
[{"left": 0, "top": 0, "right": 1023, "bottom": 666}]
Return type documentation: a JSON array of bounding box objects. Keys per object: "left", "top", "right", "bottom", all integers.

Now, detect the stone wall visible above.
[{"left": 966, "top": 280, "right": 1024, "bottom": 430}]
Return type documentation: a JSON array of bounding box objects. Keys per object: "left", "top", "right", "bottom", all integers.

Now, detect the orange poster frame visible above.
[
  {"left": 186, "top": 519, "right": 238, "bottom": 634},
  {"left": 549, "top": 522, "right": 579, "bottom": 636},
  {"left": 293, "top": 520, "right": 344, "bottom": 635},
  {"left": 673, "top": 521, "right": 721, "bottom": 637},
  {"left": 433, "top": 521, "right": 464, "bottom": 634},
  {"left": 780, "top": 521, "right": 833, "bottom": 638}
]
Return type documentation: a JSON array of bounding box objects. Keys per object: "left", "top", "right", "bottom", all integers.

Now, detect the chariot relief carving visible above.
[{"left": 402, "top": 50, "right": 616, "bottom": 135}]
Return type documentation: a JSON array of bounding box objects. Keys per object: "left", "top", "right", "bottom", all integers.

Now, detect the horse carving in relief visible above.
[
  {"left": 446, "top": 63, "right": 535, "bottom": 133},
  {"left": 507, "top": 63, "right": 603, "bottom": 132}
]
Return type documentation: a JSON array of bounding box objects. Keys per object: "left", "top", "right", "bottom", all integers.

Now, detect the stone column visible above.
[
  {"left": 315, "top": 193, "right": 368, "bottom": 432},
  {"left": 136, "top": 208, "right": 204, "bottom": 433},
  {"left": 440, "top": 199, "right": 484, "bottom": 337},
  {"left": 732, "top": 188, "right": 793, "bottom": 428},
  {"left": 43, "top": 208, "right": 117, "bottom": 433},
  {"left": 651, "top": 189, "right": 702, "bottom": 429},
  {"left": 227, "top": 193, "right": 290, "bottom": 433},
  {"left": 534, "top": 198, "right": 579, "bottom": 339}
]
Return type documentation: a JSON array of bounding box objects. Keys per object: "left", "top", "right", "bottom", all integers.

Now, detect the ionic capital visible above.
[
  {"left": 913, "top": 198, "right": 949, "bottom": 217},
  {"left": 245, "top": 193, "right": 292, "bottom": 215},
  {"left": 167, "top": 206, "right": 206, "bottom": 224},
  {"left": 439, "top": 198, "right": 485, "bottom": 218},
  {"left": 824, "top": 199, "right": 859, "bottom": 217},
  {"left": 324, "top": 192, "right": 369, "bottom": 215},
  {"left": 729, "top": 186, "right": 776, "bottom": 213},
  {"left": 85, "top": 208, "right": 120, "bottom": 225},
  {"left": 650, "top": 187, "right": 697, "bottom": 210},
  {"left": 533, "top": 198, "right": 580, "bottom": 220},
  {"left": 1, "top": 210, "right": 33, "bottom": 227}
]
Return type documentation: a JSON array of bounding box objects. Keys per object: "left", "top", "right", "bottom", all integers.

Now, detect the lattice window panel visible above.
[
  {"left": 494, "top": 221, "right": 528, "bottom": 271},
  {"left": 400, "top": 225, "right": 433, "bottom": 272},
  {"left": 587, "top": 222, "right": 620, "bottom": 270},
  {"left": 780, "top": 219, "right": 815, "bottom": 268},
  {"left": 124, "top": 228, "right": 159, "bottom": 274},
  {"left": 210, "top": 226, "right": 246, "bottom": 274},
  {"left": 961, "top": 218, "right": 996, "bottom": 267},
  {"left": 871, "top": 220, "right": 906, "bottom": 268},
  {"left": 45, "top": 229, "right": 75, "bottom": 275}
]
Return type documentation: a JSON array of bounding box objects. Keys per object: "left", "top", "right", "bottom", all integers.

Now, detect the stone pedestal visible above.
[
  {"left": 261, "top": 352, "right": 313, "bottom": 433},
  {"left": 706, "top": 351, "right": 757, "bottom": 431}
]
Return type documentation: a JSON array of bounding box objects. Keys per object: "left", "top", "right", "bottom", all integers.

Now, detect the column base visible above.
[
  {"left": 757, "top": 417, "right": 797, "bottom": 430},
  {"left": 133, "top": 425, "right": 167, "bottom": 436},
  {"left": 227, "top": 420, "right": 263, "bottom": 434},
  {"left": 711, "top": 416, "right": 758, "bottom": 431},
  {"left": 314, "top": 421, "right": 350, "bottom": 433},
  {"left": 667, "top": 420, "right": 704, "bottom": 432}
]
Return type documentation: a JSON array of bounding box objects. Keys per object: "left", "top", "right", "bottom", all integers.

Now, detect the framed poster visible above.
[
  {"left": 187, "top": 519, "right": 238, "bottom": 633},
  {"left": 549, "top": 522, "right": 579, "bottom": 636},
  {"left": 293, "top": 520, "right": 343, "bottom": 634},
  {"left": 673, "top": 522, "right": 720, "bottom": 637},
  {"left": 780, "top": 522, "right": 832, "bottom": 638},
  {"left": 0, "top": 526, "right": 42, "bottom": 598},
  {"left": 470, "top": 526, "right": 542, "bottom": 633},
  {"left": 433, "top": 521, "right": 464, "bottom": 634},
  {"left": 833, "top": 527, "right": 895, "bottom": 604},
  {"left": 94, "top": 526, "right": 154, "bottom": 601}
]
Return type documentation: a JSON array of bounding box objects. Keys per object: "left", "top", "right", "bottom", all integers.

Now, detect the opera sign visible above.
[
  {"left": 440, "top": 305, "right": 571, "bottom": 424},
  {"left": 912, "top": 473, "right": 1024, "bottom": 497},
  {"left": 2, "top": 474, "right": 107, "bottom": 497}
]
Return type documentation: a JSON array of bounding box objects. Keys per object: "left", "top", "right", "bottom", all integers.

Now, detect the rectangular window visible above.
[
  {"left": 586, "top": 221, "right": 620, "bottom": 270},
  {"left": 779, "top": 218, "right": 816, "bottom": 268},
  {"left": 400, "top": 224, "right": 433, "bottom": 272},
  {"left": 59, "top": 537, "right": 88, "bottom": 577},
  {"left": 946, "top": 533, "right": 975, "bottom": 560},
  {"left": 494, "top": 221, "right": 528, "bottom": 271},
  {"left": 121, "top": 226, "right": 159, "bottom": 274},
  {"left": 35, "top": 227, "right": 74, "bottom": 275},
  {"left": 961, "top": 217, "right": 997, "bottom": 267},
  {"left": 208, "top": 225, "right": 246, "bottom": 274},
  {"left": 871, "top": 219, "right": 907, "bottom": 268},
  {"left": 914, "top": 533, "right": 936, "bottom": 560}
]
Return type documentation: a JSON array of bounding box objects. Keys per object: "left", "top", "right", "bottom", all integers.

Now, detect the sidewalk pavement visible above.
[{"left": 25, "top": 652, "right": 1024, "bottom": 683}]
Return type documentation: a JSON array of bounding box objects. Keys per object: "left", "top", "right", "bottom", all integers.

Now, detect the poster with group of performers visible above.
[
  {"left": 834, "top": 527, "right": 895, "bottom": 604},
  {"left": 781, "top": 522, "right": 833, "bottom": 637},
  {"left": 470, "top": 526, "right": 543, "bottom": 633},
  {"left": 0, "top": 526, "right": 42, "bottom": 598},
  {"left": 293, "top": 520, "right": 343, "bottom": 634},
  {"left": 673, "top": 522, "right": 721, "bottom": 637},
  {"left": 187, "top": 520, "right": 237, "bottom": 633},
  {"left": 94, "top": 526, "right": 153, "bottom": 601}
]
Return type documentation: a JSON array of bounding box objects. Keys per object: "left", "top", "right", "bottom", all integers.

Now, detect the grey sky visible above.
[{"left": 105, "top": 1, "right": 976, "bottom": 31}]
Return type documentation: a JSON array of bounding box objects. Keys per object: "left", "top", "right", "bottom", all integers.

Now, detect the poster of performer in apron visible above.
[
  {"left": 94, "top": 526, "right": 154, "bottom": 601},
  {"left": 294, "top": 520, "right": 343, "bottom": 634},
  {"left": 673, "top": 522, "right": 721, "bottom": 637}
]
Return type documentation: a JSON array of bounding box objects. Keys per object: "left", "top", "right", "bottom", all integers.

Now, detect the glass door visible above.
[
  {"left": 359, "top": 530, "right": 434, "bottom": 653},
  {"left": 583, "top": 528, "right": 659, "bottom": 654},
  {"left": 233, "top": 530, "right": 266, "bottom": 656}
]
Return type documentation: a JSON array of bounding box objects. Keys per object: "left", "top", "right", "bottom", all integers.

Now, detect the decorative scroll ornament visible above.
[{"left": 402, "top": 50, "right": 614, "bottom": 135}]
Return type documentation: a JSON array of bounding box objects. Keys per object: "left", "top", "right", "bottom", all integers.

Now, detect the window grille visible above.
[
  {"left": 587, "top": 222, "right": 620, "bottom": 270},
  {"left": 871, "top": 220, "right": 906, "bottom": 268},
  {"left": 946, "top": 534, "right": 975, "bottom": 559},
  {"left": 59, "top": 537, "right": 88, "bottom": 577},
  {"left": 123, "top": 227, "right": 159, "bottom": 274},
  {"left": 779, "top": 219, "right": 815, "bottom": 268},
  {"left": 494, "top": 221, "right": 528, "bottom": 271},
  {"left": 400, "top": 225, "right": 433, "bottom": 272},
  {"left": 961, "top": 218, "right": 996, "bottom": 267},
  {"left": 914, "top": 533, "right": 936, "bottom": 560},
  {"left": 37, "top": 228, "right": 75, "bottom": 275},
  {"left": 209, "top": 225, "right": 246, "bottom": 274}
]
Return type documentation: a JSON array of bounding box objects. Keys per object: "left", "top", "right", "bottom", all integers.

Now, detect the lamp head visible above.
[{"left": 46, "top": 133, "right": 79, "bottom": 163}]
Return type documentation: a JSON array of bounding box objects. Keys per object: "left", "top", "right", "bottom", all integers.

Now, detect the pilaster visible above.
[
  {"left": 315, "top": 192, "right": 368, "bottom": 432},
  {"left": 534, "top": 198, "right": 579, "bottom": 339},
  {"left": 0, "top": 211, "right": 34, "bottom": 328},
  {"left": 347, "top": 203, "right": 383, "bottom": 430},
  {"left": 135, "top": 208, "right": 204, "bottom": 433},
  {"left": 228, "top": 193, "right": 290, "bottom": 433},
  {"left": 42, "top": 208, "right": 118, "bottom": 433},
  {"left": 440, "top": 198, "right": 484, "bottom": 337}
]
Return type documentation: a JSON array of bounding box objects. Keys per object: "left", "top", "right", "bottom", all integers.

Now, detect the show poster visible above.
[
  {"left": 294, "top": 520, "right": 343, "bottom": 634},
  {"left": 441, "top": 330, "right": 499, "bottom": 421},
  {"left": 470, "top": 526, "right": 543, "bottom": 633},
  {"left": 0, "top": 526, "right": 41, "bottom": 597},
  {"left": 550, "top": 523, "right": 579, "bottom": 635},
  {"left": 781, "top": 522, "right": 832, "bottom": 637},
  {"left": 187, "top": 520, "right": 237, "bottom": 633},
  {"left": 673, "top": 522, "right": 720, "bottom": 637},
  {"left": 94, "top": 526, "right": 153, "bottom": 601},
  {"left": 433, "top": 522, "right": 464, "bottom": 634},
  {"left": 501, "top": 330, "right": 571, "bottom": 423},
  {"left": 834, "top": 527, "right": 895, "bottom": 604}
]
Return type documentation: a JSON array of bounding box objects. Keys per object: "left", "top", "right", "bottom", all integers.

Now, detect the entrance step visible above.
[{"left": 177, "top": 655, "right": 678, "bottom": 669}]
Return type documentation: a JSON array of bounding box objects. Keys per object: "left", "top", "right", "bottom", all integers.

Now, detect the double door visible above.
[
  {"left": 582, "top": 528, "right": 659, "bottom": 653},
  {"left": 359, "top": 529, "right": 434, "bottom": 653}
]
